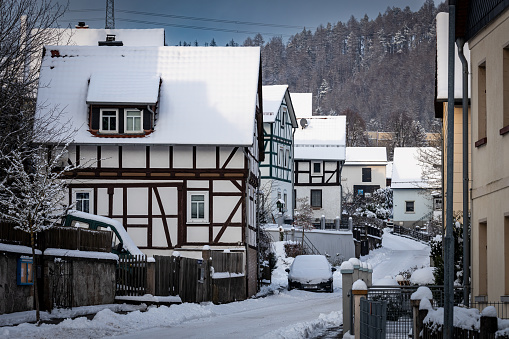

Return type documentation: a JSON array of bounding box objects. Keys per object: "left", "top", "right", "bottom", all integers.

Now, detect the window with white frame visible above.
[
  {"left": 100, "top": 109, "right": 118, "bottom": 133},
  {"left": 75, "top": 191, "right": 90, "bottom": 213},
  {"left": 278, "top": 148, "right": 284, "bottom": 166},
  {"left": 187, "top": 191, "right": 209, "bottom": 223},
  {"left": 125, "top": 109, "right": 143, "bottom": 132},
  {"left": 311, "top": 161, "right": 322, "bottom": 176},
  {"left": 285, "top": 148, "right": 290, "bottom": 168}
]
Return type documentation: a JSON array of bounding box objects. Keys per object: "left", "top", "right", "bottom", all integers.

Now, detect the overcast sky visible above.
[{"left": 57, "top": 0, "right": 430, "bottom": 46}]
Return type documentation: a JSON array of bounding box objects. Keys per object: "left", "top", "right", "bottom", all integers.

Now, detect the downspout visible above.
[
  {"left": 147, "top": 105, "right": 155, "bottom": 128},
  {"left": 445, "top": 2, "right": 456, "bottom": 337},
  {"left": 243, "top": 147, "right": 252, "bottom": 297},
  {"left": 457, "top": 38, "right": 470, "bottom": 306}
]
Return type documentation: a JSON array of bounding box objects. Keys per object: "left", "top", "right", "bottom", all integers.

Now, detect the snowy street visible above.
[{"left": 0, "top": 230, "right": 431, "bottom": 339}]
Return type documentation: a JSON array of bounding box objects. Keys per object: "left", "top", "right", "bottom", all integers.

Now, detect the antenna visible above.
[
  {"left": 300, "top": 118, "right": 308, "bottom": 129},
  {"left": 105, "top": 0, "right": 115, "bottom": 29}
]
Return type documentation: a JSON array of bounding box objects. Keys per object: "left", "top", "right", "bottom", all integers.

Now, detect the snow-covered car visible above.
[{"left": 286, "top": 255, "right": 336, "bottom": 292}]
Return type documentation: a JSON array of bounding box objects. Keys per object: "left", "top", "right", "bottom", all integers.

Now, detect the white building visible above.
[
  {"left": 342, "top": 147, "right": 387, "bottom": 199},
  {"left": 35, "top": 45, "right": 263, "bottom": 297},
  {"left": 391, "top": 147, "right": 440, "bottom": 228},
  {"left": 293, "top": 115, "right": 347, "bottom": 224}
]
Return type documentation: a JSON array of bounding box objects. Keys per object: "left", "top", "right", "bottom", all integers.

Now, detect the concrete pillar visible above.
[
  {"left": 410, "top": 286, "right": 433, "bottom": 338},
  {"left": 291, "top": 227, "right": 295, "bottom": 242},
  {"left": 352, "top": 280, "right": 368, "bottom": 339},
  {"left": 349, "top": 257, "right": 361, "bottom": 282},
  {"left": 348, "top": 217, "right": 353, "bottom": 231},
  {"left": 366, "top": 263, "right": 373, "bottom": 287},
  {"left": 340, "top": 261, "right": 354, "bottom": 334},
  {"left": 334, "top": 216, "right": 340, "bottom": 230},
  {"left": 320, "top": 215, "right": 325, "bottom": 230},
  {"left": 480, "top": 306, "right": 498, "bottom": 339}
]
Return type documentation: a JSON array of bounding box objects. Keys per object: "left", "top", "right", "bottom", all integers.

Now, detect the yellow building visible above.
[{"left": 457, "top": 1, "right": 509, "bottom": 306}]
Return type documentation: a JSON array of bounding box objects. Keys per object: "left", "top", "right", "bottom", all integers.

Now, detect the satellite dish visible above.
[{"left": 300, "top": 118, "right": 308, "bottom": 129}]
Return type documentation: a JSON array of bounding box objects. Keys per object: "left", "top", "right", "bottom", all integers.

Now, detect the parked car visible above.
[{"left": 286, "top": 255, "right": 336, "bottom": 292}]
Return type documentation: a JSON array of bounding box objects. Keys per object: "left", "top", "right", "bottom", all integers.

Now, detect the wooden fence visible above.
[
  {"left": 154, "top": 255, "right": 180, "bottom": 296},
  {"left": 116, "top": 254, "right": 147, "bottom": 296},
  {"left": 179, "top": 257, "right": 211, "bottom": 303},
  {"left": 0, "top": 222, "right": 112, "bottom": 252}
]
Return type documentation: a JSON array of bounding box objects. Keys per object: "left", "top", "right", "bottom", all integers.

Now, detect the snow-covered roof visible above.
[
  {"left": 436, "top": 12, "right": 471, "bottom": 100},
  {"left": 262, "top": 85, "right": 298, "bottom": 128},
  {"left": 262, "top": 85, "right": 288, "bottom": 123},
  {"left": 345, "top": 147, "right": 387, "bottom": 165},
  {"left": 291, "top": 93, "right": 313, "bottom": 118},
  {"left": 42, "top": 28, "right": 165, "bottom": 46},
  {"left": 391, "top": 147, "right": 435, "bottom": 189},
  {"left": 35, "top": 46, "right": 261, "bottom": 145},
  {"left": 294, "top": 116, "right": 346, "bottom": 161},
  {"left": 386, "top": 161, "right": 393, "bottom": 179},
  {"left": 86, "top": 73, "right": 160, "bottom": 105}
]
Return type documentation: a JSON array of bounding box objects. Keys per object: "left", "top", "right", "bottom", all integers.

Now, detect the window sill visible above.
[
  {"left": 311, "top": 207, "right": 322, "bottom": 210},
  {"left": 475, "top": 137, "right": 487, "bottom": 147},
  {"left": 187, "top": 220, "right": 210, "bottom": 225},
  {"left": 89, "top": 129, "right": 153, "bottom": 138},
  {"left": 500, "top": 125, "right": 509, "bottom": 136}
]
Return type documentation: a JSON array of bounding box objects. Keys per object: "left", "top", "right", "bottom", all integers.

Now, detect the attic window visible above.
[
  {"left": 125, "top": 109, "right": 143, "bottom": 133},
  {"left": 106, "top": 34, "right": 116, "bottom": 42},
  {"left": 100, "top": 109, "right": 118, "bottom": 133}
]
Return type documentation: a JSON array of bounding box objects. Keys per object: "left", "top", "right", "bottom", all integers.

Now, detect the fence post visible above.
[
  {"left": 335, "top": 216, "right": 340, "bottom": 230},
  {"left": 146, "top": 258, "right": 155, "bottom": 295},
  {"left": 320, "top": 215, "right": 325, "bottom": 230},
  {"left": 366, "top": 263, "right": 372, "bottom": 287},
  {"left": 349, "top": 257, "right": 361, "bottom": 282},
  {"left": 352, "top": 280, "right": 368, "bottom": 339},
  {"left": 410, "top": 287, "right": 433, "bottom": 339},
  {"left": 291, "top": 226, "right": 295, "bottom": 242},
  {"left": 480, "top": 306, "right": 498, "bottom": 339},
  {"left": 348, "top": 217, "right": 353, "bottom": 231},
  {"left": 340, "top": 261, "right": 354, "bottom": 334}
]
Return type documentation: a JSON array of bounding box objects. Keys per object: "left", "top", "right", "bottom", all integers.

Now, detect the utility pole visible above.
[
  {"left": 445, "top": 1, "right": 456, "bottom": 337},
  {"left": 105, "top": 0, "right": 115, "bottom": 29}
]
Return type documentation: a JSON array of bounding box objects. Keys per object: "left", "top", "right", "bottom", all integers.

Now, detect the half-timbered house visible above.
[
  {"left": 35, "top": 45, "right": 263, "bottom": 297},
  {"left": 260, "top": 85, "right": 297, "bottom": 223},
  {"left": 293, "top": 116, "right": 347, "bottom": 224}
]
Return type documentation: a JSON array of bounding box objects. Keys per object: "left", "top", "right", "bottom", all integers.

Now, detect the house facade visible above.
[
  {"left": 435, "top": 12, "right": 472, "bottom": 221},
  {"left": 35, "top": 45, "right": 263, "bottom": 297},
  {"left": 391, "top": 147, "right": 440, "bottom": 228},
  {"left": 456, "top": 1, "right": 509, "bottom": 307},
  {"left": 293, "top": 116, "right": 347, "bottom": 224},
  {"left": 342, "top": 147, "right": 387, "bottom": 199},
  {"left": 260, "top": 85, "right": 298, "bottom": 223}
]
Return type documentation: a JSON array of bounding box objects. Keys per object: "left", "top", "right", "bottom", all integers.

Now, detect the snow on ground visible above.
[
  {"left": 362, "top": 228, "right": 431, "bottom": 284},
  {"left": 0, "top": 229, "right": 430, "bottom": 339}
]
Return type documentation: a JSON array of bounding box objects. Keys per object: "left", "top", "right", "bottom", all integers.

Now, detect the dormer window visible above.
[
  {"left": 125, "top": 109, "right": 143, "bottom": 133},
  {"left": 100, "top": 109, "right": 118, "bottom": 133}
]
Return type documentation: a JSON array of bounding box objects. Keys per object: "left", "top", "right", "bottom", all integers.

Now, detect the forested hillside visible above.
[{"left": 244, "top": 0, "right": 447, "bottom": 131}]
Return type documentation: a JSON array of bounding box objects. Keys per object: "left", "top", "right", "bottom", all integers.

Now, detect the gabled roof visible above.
[
  {"left": 294, "top": 116, "right": 346, "bottom": 161},
  {"left": 436, "top": 12, "right": 471, "bottom": 101},
  {"left": 391, "top": 147, "right": 437, "bottom": 189},
  {"left": 42, "top": 28, "right": 165, "bottom": 46},
  {"left": 345, "top": 147, "right": 387, "bottom": 165},
  {"left": 262, "top": 85, "right": 298, "bottom": 128},
  {"left": 291, "top": 93, "right": 313, "bottom": 118},
  {"left": 35, "top": 46, "right": 261, "bottom": 145}
]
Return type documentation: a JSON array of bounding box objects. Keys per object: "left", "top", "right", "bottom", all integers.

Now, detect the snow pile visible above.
[
  {"left": 352, "top": 279, "right": 367, "bottom": 291},
  {"left": 411, "top": 286, "right": 433, "bottom": 301},
  {"left": 481, "top": 306, "right": 497, "bottom": 317},
  {"left": 410, "top": 267, "right": 435, "bottom": 285},
  {"left": 424, "top": 306, "right": 480, "bottom": 331},
  {"left": 115, "top": 295, "right": 182, "bottom": 303},
  {"left": 261, "top": 310, "right": 342, "bottom": 339}
]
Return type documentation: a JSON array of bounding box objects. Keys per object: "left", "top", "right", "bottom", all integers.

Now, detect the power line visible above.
[{"left": 67, "top": 8, "right": 312, "bottom": 30}]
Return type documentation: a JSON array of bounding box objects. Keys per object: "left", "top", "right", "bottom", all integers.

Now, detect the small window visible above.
[
  {"left": 312, "top": 161, "right": 322, "bottom": 176},
  {"left": 311, "top": 189, "right": 322, "bottom": 208},
  {"left": 17, "top": 257, "right": 33, "bottom": 285},
  {"left": 405, "top": 201, "right": 415, "bottom": 213},
  {"left": 125, "top": 109, "right": 143, "bottom": 132},
  {"left": 76, "top": 192, "right": 90, "bottom": 213},
  {"left": 285, "top": 149, "right": 290, "bottom": 168},
  {"left": 283, "top": 192, "right": 288, "bottom": 212},
  {"left": 279, "top": 148, "right": 284, "bottom": 166},
  {"left": 100, "top": 109, "right": 118, "bottom": 133},
  {"left": 281, "top": 107, "right": 287, "bottom": 129},
  {"left": 187, "top": 192, "right": 209, "bottom": 223},
  {"left": 434, "top": 198, "right": 442, "bottom": 211},
  {"left": 362, "top": 168, "right": 372, "bottom": 182}
]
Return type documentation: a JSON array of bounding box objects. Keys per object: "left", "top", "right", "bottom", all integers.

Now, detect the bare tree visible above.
[
  {"left": 0, "top": 137, "right": 82, "bottom": 323},
  {"left": 0, "top": 0, "right": 67, "bottom": 156}
]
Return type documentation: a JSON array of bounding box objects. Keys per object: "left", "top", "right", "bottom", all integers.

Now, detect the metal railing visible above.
[{"left": 393, "top": 224, "right": 432, "bottom": 243}]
